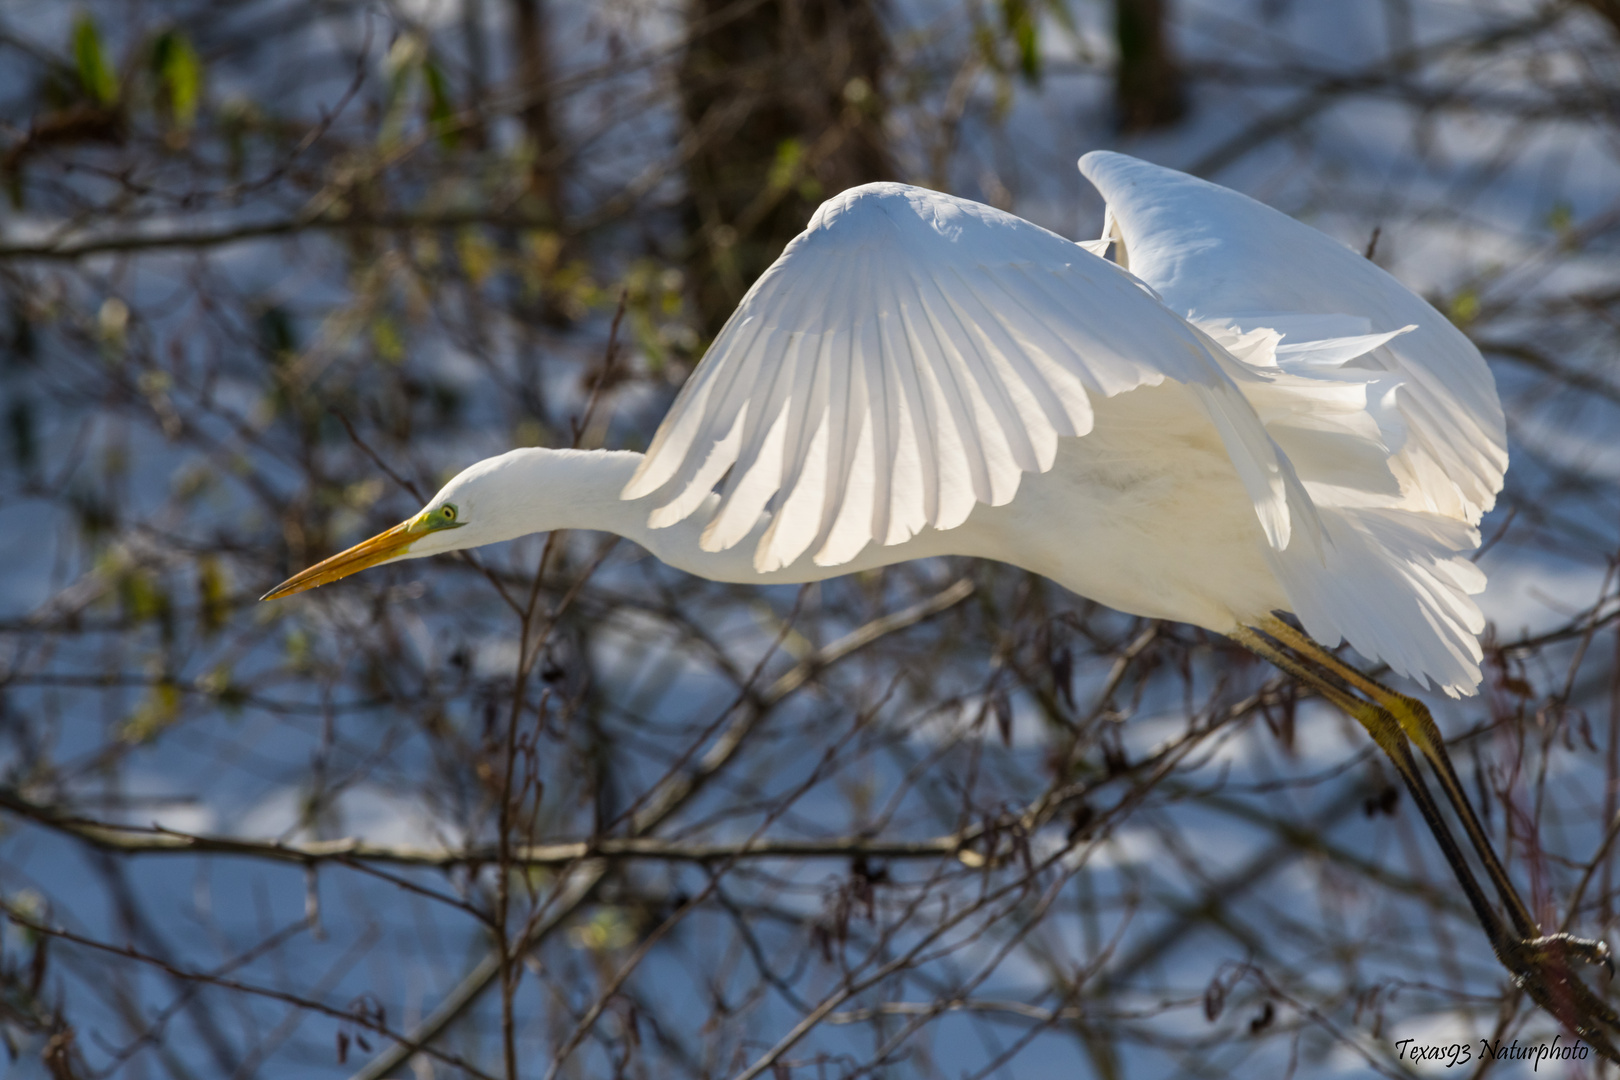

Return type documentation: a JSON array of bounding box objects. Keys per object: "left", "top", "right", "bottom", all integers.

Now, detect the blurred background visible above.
[{"left": 1, "top": 1, "right": 1618, "bottom": 1077}]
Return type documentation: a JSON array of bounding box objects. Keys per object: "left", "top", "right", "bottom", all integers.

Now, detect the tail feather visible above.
[
  {"left": 1268, "top": 505, "right": 1485, "bottom": 697},
  {"left": 1196, "top": 314, "right": 1492, "bottom": 696}
]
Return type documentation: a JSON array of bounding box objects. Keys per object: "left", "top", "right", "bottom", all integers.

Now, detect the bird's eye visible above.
[{"left": 440, "top": 505, "right": 457, "bottom": 522}]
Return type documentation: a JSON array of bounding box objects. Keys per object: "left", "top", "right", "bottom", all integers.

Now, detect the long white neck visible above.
[{"left": 471, "top": 448, "right": 963, "bottom": 584}]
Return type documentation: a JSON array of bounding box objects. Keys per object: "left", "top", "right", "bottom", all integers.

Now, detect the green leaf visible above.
[
  {"left": 1001, "top": 0, "right": 1040, "bottom": 83},
  {"left": 284, "top": 627, "right": 313, "bottom": 672},
  {"left": 1448, "top": 288, "right": 1480, "bottom": 327},
  {"left": 118, "top": 567, "right": 169, "bottom": 623},
  {"left": 72, "top": 13, "right": 118, "bottom": 105},
  {"left": 196, "top": 556, "right": 228, "bottom": 632},
  {"left": 423, "top": 58, "right": 457, "bottom": 149},
  {"left": 379, "top": 34, "right": 424, "bottom": 148},
  {"left": 122, "top": 680, "right": 181, "bottom": 743},
  {"left": 152, "top": 30, "right": 202, "bottom": 128},
  {"left": 456, "top": 229, "right": 498, "bottom": 286},
  {"left": 767, "top": 138, "right": 805, "bottom": 193},
  {"left": 371, "top": 314, "right": 405, "bottom": 363},
  {"left": 1016, "top": 16, "right": 1040, "bottom": 82}
]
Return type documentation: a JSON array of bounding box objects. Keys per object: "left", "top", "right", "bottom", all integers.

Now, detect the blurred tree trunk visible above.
[
  {"left": 509, "top": 0, "right": 571, "bottom": 332},
  {"left": 1114, "top": 0, "right": 1185, "bottom": 132},
  {"left": 679, "top": 0, "right": 892, "bottom": 335},
  {"left": 509, "top": 0, "right": 561, "bottom": 217}
]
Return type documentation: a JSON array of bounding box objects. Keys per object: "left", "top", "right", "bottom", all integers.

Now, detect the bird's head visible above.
[{"left": 260, "top": 450, "right": 539, "bottom": 601}]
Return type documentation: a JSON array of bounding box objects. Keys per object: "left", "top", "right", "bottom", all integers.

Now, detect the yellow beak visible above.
[{"left": 260, "top": 518, "right": 420, "bottom": 601}]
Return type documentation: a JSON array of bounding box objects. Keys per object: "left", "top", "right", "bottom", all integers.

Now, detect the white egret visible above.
[{"left": 265, "top": 152, "right": 1617, "bottom": 1047}]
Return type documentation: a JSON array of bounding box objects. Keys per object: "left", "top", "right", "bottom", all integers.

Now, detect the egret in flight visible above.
[{"left": 265, "top": 152, "right": 1616, "bottom": 1048}]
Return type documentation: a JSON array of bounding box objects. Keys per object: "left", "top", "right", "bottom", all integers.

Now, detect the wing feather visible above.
[
  {"left": 898, "top": 263, "right": 987, "bottom": 523},
  {"left": 1080, "top": 153, "right": 1506, "bottom": 692},
  {"left": 939, "top": 266, "right": 1061, "bottom": 471},
  {"left": 857, "top": 257, "right": 894, "bottom": 548},
  {"left": 914, "top": 267, "right": 1020, "bottom": 506},
  {"left": 767, "top": 330, "right": 835, "bottom": 564},
  {"left": 626, "top": 181, "right": 1314, "bottom": 571},
  {"left": 1080, "top": 150, "right": 1506, "bottom": 526},
  {"left": 814, "top": 282, "right": 864, "bottom": 562},
  {"left": 876, "top": 276, "right": 931, "bottom": 542}
]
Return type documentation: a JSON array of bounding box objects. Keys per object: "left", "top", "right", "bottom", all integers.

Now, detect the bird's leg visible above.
[
  {"left": 1230, "top": 626, "right": 1517, "bottom": 959},
  {"left": 1236, "top": 622, "right": 1620, "bottom": 1058},
  {"left": 1259, "top": 616, "right": 1539, "bottom": 938}
]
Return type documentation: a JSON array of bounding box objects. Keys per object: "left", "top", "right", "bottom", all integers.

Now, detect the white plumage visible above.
[
  {"left": 267, "top": 152, "right": 1507, "bottom": 697},
  {"left": 1083, "top": 151, "right": 1506, "bottom": 525},
  {"left": 616, "top": 152, "right": 1503, "bottom": 695}
]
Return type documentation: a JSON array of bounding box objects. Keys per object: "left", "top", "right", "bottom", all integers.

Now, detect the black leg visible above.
[
  {"left": 1261, "top": 617, "right": 1538, "bottom": 938},
  {"left": 1231, "top": 627, "right": 1517, "bottom": 960},
  {"left": 1233, "top": 622, "right": 1620, "bottom": 1062}
]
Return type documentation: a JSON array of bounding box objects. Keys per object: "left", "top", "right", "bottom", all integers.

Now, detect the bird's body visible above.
[{"left": 276, "top": 153, "right": 1502, "bottom": 693}]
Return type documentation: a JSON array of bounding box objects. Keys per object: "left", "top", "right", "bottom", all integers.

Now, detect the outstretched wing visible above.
[
  {"left": 622, "top": 182, "right": 1314, "bottom": 572},
  {"left": 1080, "top": 151, "right": 1507, "bottom": 526}
]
